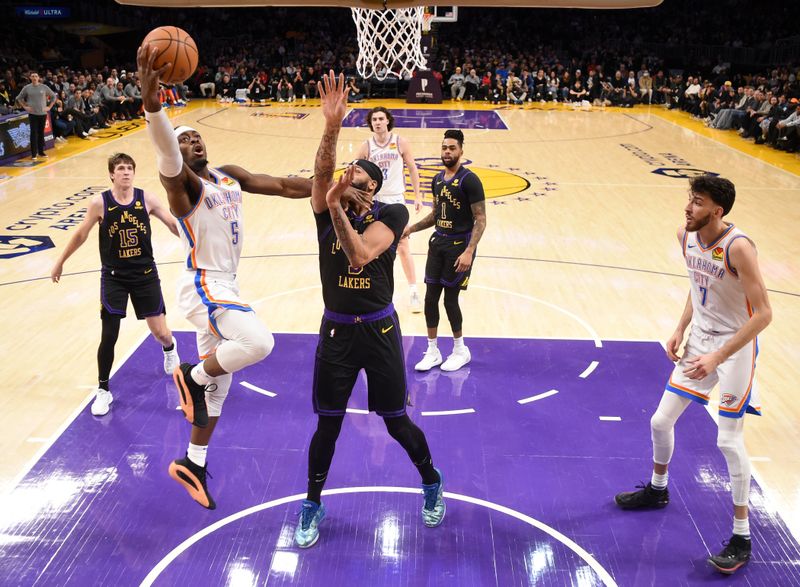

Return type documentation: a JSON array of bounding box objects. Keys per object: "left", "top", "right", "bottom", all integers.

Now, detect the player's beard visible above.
[
  {"left": 189, "top": 157, "right": 208, "bottom": 173},
  {"left": 441, "top": 155, "right": 459, "bottom": 170},
  {"left": 686, "top": 210, "right": 712, "bottom": 232},
  {"left": 352, "top": 179, "right": 371, "bottom": 193}
]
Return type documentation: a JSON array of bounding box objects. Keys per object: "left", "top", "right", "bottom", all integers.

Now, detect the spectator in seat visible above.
[
  {"left": 464, "top": 68, "right": 480, "bottom": 101},
  {"left": 639, "top": 70, "right": 653, "bottom": 104},
  {"left": 448, "top": 66, "right": 466, "bottom": 100},
  {"left": 217, "top": 73, "right": 235, "bottom": 102}
]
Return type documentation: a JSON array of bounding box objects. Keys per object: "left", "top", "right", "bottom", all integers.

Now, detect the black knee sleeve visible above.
[
  {"left": 384, "top": 415, "right": 430, "bottom": 465},
  {"left": 424, "top": 284, "right": 444, "bottom": 329},
  {"left": 384, "top": 415, "right": 437, "bottom": 484},
  {"left": 97, "top": 312, "right": 121, "bottom": 387},
  {"left": 443, "top": 287, "right": 463, "bottom": 333},
  {"left": 307, "top": 415, "right": 345, "bottom": 502}
]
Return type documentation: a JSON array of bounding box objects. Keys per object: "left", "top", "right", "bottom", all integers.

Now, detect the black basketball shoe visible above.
[
  {"left": 708, "top": 534, "right": 751, "bottom": 574},
  {"left": 168, "top": 454, "right": 216, "bottom": 510},
  {"left": 173, "top": 363, "right": 208, "bottom": 428},
  {"left": 614, "top": 482, "right": 670, "bottom": 509}
]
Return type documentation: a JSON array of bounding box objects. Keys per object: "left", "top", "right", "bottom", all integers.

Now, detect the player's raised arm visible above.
[
  {"left": 137, "top": 45, "right": 202, "bottom": 217},
  {"left": 312, "top": 71, "right": 349, "bottom": 214},
  {"left": 217, "top": 164, "right": 312, "bottom": 199}
]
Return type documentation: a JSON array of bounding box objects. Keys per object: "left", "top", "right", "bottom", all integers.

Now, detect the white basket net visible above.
[{"left": 350, "top": 6, "right": 427, "bottom": 81}]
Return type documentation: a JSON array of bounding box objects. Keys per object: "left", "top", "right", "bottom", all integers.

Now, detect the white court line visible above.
[
  {"left": 517, "top": 389, "right": 559, "bottom": 405},
  {"left": 420, "top": 408, "right": 476, "bottom": 416},
  {"left": 3, "top": 330, "right": 152, "bottom": 496},
  {"left": 140, "top": 487, "right": 618, "bottom": 587},
  {"left": 239, "top": 381, "right": 277, "bottom": 398},
  {"left": 346, "top": 408, "right": 369, "bottom": 415},
  {"left": 473, "top": 285, "right": 602, "bottom": 348},
  {"left": 639, "top": 112, "right": 800, "bottom": 180},
  {"left": 579, "top": 361, "right": 599, "bottom": 379},
  {"left": 598, "top": 416, "right": 622, "bottom": 422}
]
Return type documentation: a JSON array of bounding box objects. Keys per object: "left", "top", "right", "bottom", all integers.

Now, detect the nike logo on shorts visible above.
[
  {"left": 687, "top": 244, "right": 696, "bottom": 248},
  {"left": 454, "top": 240, "right": 464, "bottom": 245},
  {"left": 381, "top": 325, "right": 394, "bottom": 334},
  {"left": 144, "top": 268, "right": 153, "bottom": 274}
]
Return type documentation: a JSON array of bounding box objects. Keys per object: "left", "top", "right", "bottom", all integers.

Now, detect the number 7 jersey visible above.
[
  {"left": 177, "top": 168, "right": 244, "bottom": 274},
  {"left": 682, "top": 224, "right": 753, "bottom": 335}
]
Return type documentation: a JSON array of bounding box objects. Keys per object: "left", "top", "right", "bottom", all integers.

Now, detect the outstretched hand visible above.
[
  {"left": 136, "top": 45, "right": 171, "bottom": 107},
  {"left": 318, "top": 69, "right": 349, "bottom": 126},
  {"left": 342, "top": 184, "right": 371, "bottom": 214},
  {"left": 326, "top": 164, "right": 354, "bottom": 209}
]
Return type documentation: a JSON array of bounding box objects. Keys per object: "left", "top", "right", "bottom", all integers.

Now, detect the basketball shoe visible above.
[
  {"left": 422, "top": 468, "right": 446, "bottom": 527},
  {"left": 168, "top": 454, "right": 216, "bottom": 509},
  {"left": 294, "top": 500, "right": 326, "bottom": 548},
  {"left": 614, "top": 482, "right": 669, "bottom": 509},
  {"left": 708, "top": 534, "right": 751, "bottom": 574},
  {"left": 163, "top": 337, "right": 179, "bottom": 375},
  {"left": 441, "top": 346, "right": 471, "bottom": 372},
  {"left": 415, "top": 347, "right": 443, "bottom": 371},
  {"left": 91, "top": 389, "right": 113, "bottom": 416},
  {"left": 173, "top": 363, "right": 208, "bottom": 428}
]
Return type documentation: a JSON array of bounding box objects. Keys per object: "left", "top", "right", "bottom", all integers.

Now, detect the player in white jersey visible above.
[
  {"left": 355, "top": 107, "right": 423, "bottom": 312},
  {"left": 615, "top": 175, "right": 772, "bottom": 575},
  {"left": 138, "top": 46, "right": 316, "bottom": 510}
]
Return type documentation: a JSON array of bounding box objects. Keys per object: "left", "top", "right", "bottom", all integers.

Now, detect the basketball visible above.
[{"left": 140, "top": 26, "right": 198, "bottom": 84}]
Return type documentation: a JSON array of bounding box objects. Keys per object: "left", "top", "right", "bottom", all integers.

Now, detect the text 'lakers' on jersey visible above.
[
  {"left": 100, "top": 188, "right": 153, "bottom": 271},
  {"left": 369, "top": 134, "right": 404, "bottom": 198},
  {"left": 178, "top": 169, "right": 243, "bottom": 274},
  {"left": 682, "top": 224, "right": 753, "bottom": 334},
  {"left": 316, "top": 202, "right": 409, "bottom": 314},
  {"left": 432, "top": 166, "right": 485, "bottom": 235}
]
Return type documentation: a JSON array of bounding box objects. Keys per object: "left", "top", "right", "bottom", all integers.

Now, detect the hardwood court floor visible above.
[{"left": 1, "top": 98, "right": 798, "bottom": 544}]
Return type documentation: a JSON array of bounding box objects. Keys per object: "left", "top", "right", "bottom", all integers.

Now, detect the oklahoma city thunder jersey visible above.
[
  {"left": 368, "top": 134, "right": 405, "bottom": 199},
  {"left": 682, "top": 224, "right": 753, "bottom": 335},
  {"left": 177, "top": 168, "right": 243, "bottom": 274}
]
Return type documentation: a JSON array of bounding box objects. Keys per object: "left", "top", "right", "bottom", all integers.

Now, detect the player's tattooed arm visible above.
[
  {"left": 312, "top": 70, "right": 348, "bottom": 214},
  {"left": 465, "top": 200, "right": 487, "bottom": 252},
  {"left": 327, "top": 166, "right": 394, "bottom": 267},
  {"left": 405, "top": 209, "right": 436, "bottom": 237}
]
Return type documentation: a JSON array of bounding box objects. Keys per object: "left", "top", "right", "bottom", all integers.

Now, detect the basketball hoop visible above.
[
  {"left": 350, "top": 6, "right": 427, "bottom": 81},
  {"left": 422, "top": 10, "right": 433, "bottom": 33}
]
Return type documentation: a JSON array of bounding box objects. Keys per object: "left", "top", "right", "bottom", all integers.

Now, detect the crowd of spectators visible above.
[{"left": 0, "top": 1, "right": 797, "bottom": 152}]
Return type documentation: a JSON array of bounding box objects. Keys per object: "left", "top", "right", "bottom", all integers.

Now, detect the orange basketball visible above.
[{"left": 141, "top": 26, "right": 198, "bottom": 84}]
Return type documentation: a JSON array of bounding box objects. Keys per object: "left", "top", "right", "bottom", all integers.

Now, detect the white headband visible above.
[{"left": 173, "top": 125, "right": 198, "bottom": 138}]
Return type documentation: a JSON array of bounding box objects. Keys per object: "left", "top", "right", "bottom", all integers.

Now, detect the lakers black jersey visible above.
[
  {"left": 315, "top": 202, "right": 409, "bottom": 314},
  {"left": 99, "top": 188, "right": 154, "bottom": 271},
  {"left": 431, "top": 166, "right": 485, "bottom": 235}
]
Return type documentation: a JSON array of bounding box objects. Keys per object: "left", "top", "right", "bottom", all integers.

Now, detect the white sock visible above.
[
  {"left": 187, "top": 442, "right": 208, "bottom": 467},
  {"left": 191, "top": 362, "right": 213, "bottom": 385},
  {"left": 733, "top": 516, "right": 750, "bottom": 538},
  {"left": 453, "top": 336, "right": 465, "bottom": 351},
  {"left": 427, "top": 338, "right": 438, "bottom": 350},
  {"left": 409, "top": 283, "right": 418, "bottom": 294},
  {"left": 651, "top": 471, "right": 669, "bottom": 490}
]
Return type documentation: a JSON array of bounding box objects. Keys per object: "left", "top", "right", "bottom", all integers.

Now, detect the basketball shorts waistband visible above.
[
  {"left": 434, "top": 230, "right": 472, "bottom": 239},
  {"left": 323, "top": 303, "right": 395, "bottom": 324}
]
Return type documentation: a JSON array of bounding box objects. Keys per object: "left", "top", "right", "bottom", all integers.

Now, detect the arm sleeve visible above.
[{"left": 144, "top": 108, "right": 184, "bottom": 178}]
